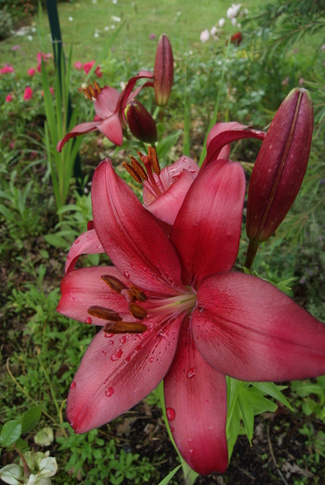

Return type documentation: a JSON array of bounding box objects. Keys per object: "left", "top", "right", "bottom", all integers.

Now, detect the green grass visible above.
[{"left": 1, "top": 0, "right": 263, "bottom": 74}]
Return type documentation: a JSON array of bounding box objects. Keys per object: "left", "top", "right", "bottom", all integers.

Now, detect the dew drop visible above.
[
  {"left": 75, "top": 239, "right": 80, "bottom": 244},
  {"left": 135, "top": 344, "right": 142, "bottom": 352},
  {"left": 124, "top": 271, "right": 130, "bottom": 279},
  {"left": 188, "top": 449, "right": 194, "bottom": 455},
  {"left": 109, "top": 340, "right": 114, "bottom": 345},
  {"left": 187, "top": 367, "right": 196, "bottom": 379},
  {"left": 159, "top": 331, "right": 167, "bottom": 339},
  {"left": 119, "top": 336, "right": 127, "bottom": 344},
  {"left": 124, "top": 356, "right": 131, "bottom": 363},
  {"left": 70, "top": 381, "right": 76, "bottom": 389},
  {"left": 111, "top": 348, "right": 123, "bottom": 361},
  {"left": 187, "top": 437, "right": 193, "bottom": 443},
  {"left": 166, "top": 407, "right": 175, "bottom": 421},
  {"left": 105, "top": 387, "right": 114, "bottom": 397},
  {"left": 149, "top": 357, "right": 154, "bottom": 363},
  {"left": 101, "top": 350, "right": 107, "bottom": 356},
  {"left": 104, "top": 333, "right": 113, "bottom": 338},
  {"left": 85, "top": 317, "right": 92, "bottom": 324}
]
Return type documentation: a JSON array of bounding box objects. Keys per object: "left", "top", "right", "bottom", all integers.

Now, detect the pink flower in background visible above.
[
  {"left": 200, "top": 29, "right": 210, "bottom": 43},
  {"left": 36, "top": 52, "right": 52, "bottom": 72},
  {"left": 57, "top": 70, "right": 154, "bottom": 150},
  {"left": 83, "top": 61, "right": 95, "bottom": 74},
  {"left": 149, "top": 33, "right": 156, "bottom": 40},
  {"left": 74, "top": 61, "right": 83, "bottom": 70},
  {"left": 41, "top": 87, "right": 54, "bottom": 96},
  {"left": 12, "top": 45, "right": 21, "bottom": 51},
  {"left": 5, "top": 94, "right": 13, "bottom": 102},
  {"left": 28, "top": 68, "right": 36, "bottom": 76},
  {"left": 23, "top": 87, "right": 33, "bottom": 100},
  {"left": 58, "top": 158, "right": 325, "bottom": 476},
  {"left": 0, "top": 64, "right": 15, "bottom": 75}
]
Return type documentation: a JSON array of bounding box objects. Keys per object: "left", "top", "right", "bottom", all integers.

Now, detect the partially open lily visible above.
[
  {"left": 58, "top": 158, "right": 325, "bottom": 475},
  {"left": 57, "top": 71, "right": 153, "bottom": 151}
]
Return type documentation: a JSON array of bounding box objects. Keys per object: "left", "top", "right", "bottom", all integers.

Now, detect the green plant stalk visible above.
[
  {"left": 183, "top": 56, "right": 191, "bottom": 157},
  {"left": 198, "top": 40, "right": 231, "bottom": 167},
  {"left": 156, "top": 381, "right": 198, "bottom": 485}
]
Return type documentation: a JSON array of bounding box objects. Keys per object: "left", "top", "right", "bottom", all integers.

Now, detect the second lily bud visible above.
[
  {"left": 154, "top": 34, "right": 174, "bottom": 107},
  {"left": 125, "top": 100, "right": 158, "bottom": 144},
  {"left": 245, "top": 88, "right": 314, "bottom": 267}
]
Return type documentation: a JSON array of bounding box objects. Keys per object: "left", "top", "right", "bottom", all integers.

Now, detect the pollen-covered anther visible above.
[
  {"left": 129, "top": 302, "right": 147, "bottom": 320},
  {"left": 129, "top": 285, "right": 148, "bottom": 302},
  {"left": 148, "top": 146, "right": 160, "bottom": 175},
  {"left": 87, "top": 305, "right": 122, "bottom": 322},
  {"left": 122, "top": 162, "right": 143, "bottom": 184},
  {"left": 82, "top": 82, "right": 101, "bottom": 101},
  {"left": 104, "top": 321, "right": 147, "bottom": 334},
  {"left": 130, "top": 156, "right": 148, "bottom": 180},
  {"left": 101, "top": 274, "right": 127, "bottom": 294}
]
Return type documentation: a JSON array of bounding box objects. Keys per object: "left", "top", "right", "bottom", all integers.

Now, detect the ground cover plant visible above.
[{"left": 1, "top": 0, "right": 325, "bottom": 484}]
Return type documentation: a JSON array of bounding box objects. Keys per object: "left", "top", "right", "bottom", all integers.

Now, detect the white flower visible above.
[
  {"left": 112, "top": 0, "right": 117, "bottom": 3},
  {"left": 210, "top": 26, "right": 218, "bottom": 36},
  {"left": 94, "top": 32, "right": 100, "bottom": 38},
  {"left": 104, "top": 26, "right": 110, "bottom": 31},
  {"left": 218, "top": 17, "right": 225, "bottom": 27},
  {"left": 227, "top": 4, "right": 242, "bottom": 19},
  {"left": 68, "top": 16, "right": 73, "bottom": 21},
  {"left": 231, "top": 18, "right": 237, "bottom": 26},
  {"left": 200, "top": 29, "right": 210, "bottom": 43},
  {"left": 111, "top": 15, "right": 121, "bottom": 22},
  {"left": 27, "top": 35, "right": 33, "bottom": 41}
]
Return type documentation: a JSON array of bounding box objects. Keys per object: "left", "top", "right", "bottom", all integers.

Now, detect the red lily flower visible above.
[
  {"left": 57, "top": 71, "right": 154, "bottom": 151},
  {"left": 58, "top": 159, "right": 325, "bottom": 475}
]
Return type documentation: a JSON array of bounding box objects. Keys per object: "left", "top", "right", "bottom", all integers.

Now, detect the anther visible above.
[
  {"left": 82, "top": 87, "right": 92, "bottom": 100},
  {"left": 93, "top": 80, "right": 101, "bottom": 94},
  {"left": 129, "top": 286, "right": 148, "bottom": 302},
  {"left": 101, "top": 275, "right": 127, "bottom": 294},
  {"left": 123, "top": 162, "right": 143, "bottom": 184},
  {"left": 130, "top": 156, "right": 148, "bottom": 180},
  {"left": 129, "top": 303, "right": 147, "bottom": 320},
  {"left": 88, "top": 84, "right": 96, "bottom": 98},
  {"left": 104, "top": 321, "right": 147, "bottom": 334},
  {"left": 148, "top": 146, "right": 160, "bottom": 175},
  {"left": 87, "top": 305, "right": 122, "bottom": 322}
]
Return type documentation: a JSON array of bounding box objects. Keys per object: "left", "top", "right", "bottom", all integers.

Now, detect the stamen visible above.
[
  {"left": 88, "top": 84, "right": 96, "bottom": 98},
  {"left": 104, "top": 321, "right": 147, "bottom": 334},
  {"left": 93, "top": 80, "right": 101, "bottom": 94},
  {"left": 129, "top": 285, "right": 148, "bottom": 302},
  {"left": 148, "top": 146, "right": 160, "bottom": 175},
  {"left": 82, "top": 87, "right": 92, "bottom": 100},
  {"left": 101, "top": 275, "right": 127, "bottom": 294},
  {"left": 128, "top": 303, "right": 147, "bottom": 320},
  {"left": 123, "top": 162, "right": 143, "bottom": 184},
  {"left": 130, "top": 156, "right": 148, "bottom": 181},
  {"left": 88, "top": 305, "right": 122, "bottom": 322}
]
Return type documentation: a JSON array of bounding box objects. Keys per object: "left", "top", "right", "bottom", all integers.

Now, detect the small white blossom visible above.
[
  {"left": 218, "top": 17, "right": 225, "bottom": 27},
  {"left": 200, "top": 29, "right": 210, "bottom": 43},
  {"left": 210, "top": 26, "right": 218, "bottom": 36},
  {"left": 231, "top": 17, "right": 237, "bottom": 26},
  {"left": 27, "top": 35, "right": 33, "bottom": 41},
  {"left": 111, "top": 15, "right": 121, "bottom": 22},
  {"left": 227, "top": 4, "right": 242, "bottom": 19},
  {"left": 68, "top": 16, "right": 73, "bottom": 21}
]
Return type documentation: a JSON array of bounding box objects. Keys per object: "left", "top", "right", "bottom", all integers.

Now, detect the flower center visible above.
[
  {"left": 82, "top": 81, "right": 101, "bottom": 101},
  {"left": 87, "top": 274, "right": 196, "bottom": 334},
  {"left": 123, "top": 146, "right": 167, "bottom": 199}
]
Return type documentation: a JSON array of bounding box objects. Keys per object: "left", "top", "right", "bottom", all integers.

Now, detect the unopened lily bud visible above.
[
  {"left": 125, "top": 100, "right": 158, "bottom": 144},
  {"left": 245, "top": 88, "right": 313, "bottom": 267},
  {"left": 154, "top": 34, "right": 174, "bottom": 106}
]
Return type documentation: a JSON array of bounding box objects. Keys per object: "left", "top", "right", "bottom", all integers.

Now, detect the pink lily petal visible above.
[
  {"left": 164, "top": 319, "right": 228, "bottom": 475},
  {"left": 92, "top": 160, "right": 184, "bottom": 295},
  {"left": 193, "top": 272, "right": 325, "bottom": 381},
  {"left": 170, "top": 160, "right": 245, "bottom": 288},
  {"left": 57, "top": 121, "right": 99, "bottom": 152},
  {"left": 94, "top": 86, "right": 120, "bottom": 119},
  {"left": 202, "top": 122, "right": 265, "bottom": 169},
  {"left": 57, "top": 266, "right": 130, "bottom": 325},
  {"left": 66, "top": 312, "right": 184, "bottom": 432},
  {"left": 117, "top": 70, "right": 154, "bottom": 112},
  {"left": 98, "top": 113, "right": 123, "bottom": 146},
  {"left": 143, "top": 156, "right": 199, "bottom": 226},
  {"left": 65, "top": 229, "right": 104, "bottom": 274}
]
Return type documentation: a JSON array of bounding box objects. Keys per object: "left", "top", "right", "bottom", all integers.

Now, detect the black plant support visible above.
[{"left": 45, "top": 0, "right": 83, "bottom": 193}]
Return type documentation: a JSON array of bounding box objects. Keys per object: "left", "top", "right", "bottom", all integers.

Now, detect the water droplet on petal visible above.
[
  {"left": 135, "top": 344, "right": 142, "bottom": 352},
  {"left": 105, "top": 387, "right": 114, "bottom": 397},
  {"left": 124, "top": 356, "right": 131, "bottom": 363},
  {"left": 166, "top": 407, "right": 175, "bottom": 421},
  {"left": 187, "top": 368, "right": 196, "bottom": 379},
  {"left": 187, "top": 437, "right": 193, "bottom": 443},
  {"left": 111, "top": 348, "right": 123, "bottom": 361},
  {"left": 70, "top": 381, "right": 76, "bottom": 389},
  {"left": 124, "top": 271, "right": 130, "bottom": 279},
  {"left": 109, "top": 340, "right": 114, "bottom": 345},
  {"left": 188, "top": 449, "right": 194, "bottom": 455},
  {"left": 75, "top": 239, "right": 80, "bottom": 244},
  {"left": 101, "top": 350, "right": 107, "bottom": 356},
  {"left": 85, "top": 317, "right": 92, "bottom": 324},
  {"left": 149, "top": 357, "right": 154, "bottom": 363},
  {"left": 119, "top": 336, "right": 127, "bottom": 344}
]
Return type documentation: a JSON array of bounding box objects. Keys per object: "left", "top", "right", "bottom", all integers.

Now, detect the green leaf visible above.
[
  {"left": 156, "top": 131, "right": 182, "bottom": 160},
  {"left": 0, "top": 421, "right": 22, "bottom": 447},
  {"left": 157, "top": 465, "right": 182, "bottom": 485},
  {"left": 237, "top": 385, "right": 255, "bottom": 444},
  {"left": 20, "top": 405, "right": 42, "bottom": 434},
  {"left": 253, "top": 382, "right": 293, "bottom": 411}
]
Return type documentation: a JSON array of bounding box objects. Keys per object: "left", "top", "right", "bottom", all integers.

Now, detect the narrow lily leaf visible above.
[
  {"left": 253, "top": 382, "right": 294, "bottom": 411},
  {"left": 157, "top": 465, "right": 182, "bottom": 485},
  {"left": 237, "top": 384, "right": 255, "bottom": 444},
  {"left": 0, "top": 420, "right": 22, "bottom": 447}
]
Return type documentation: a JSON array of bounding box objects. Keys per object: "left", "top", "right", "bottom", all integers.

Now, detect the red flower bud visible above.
[
  {"left": 125, "top": 100, "right": 158, "bottom": 144},
  {"left": 154, "top": 34, "right": 174, "bottom": 107},
  {"left": 245, "top": 88, "right": 314, "bottom": 266}
]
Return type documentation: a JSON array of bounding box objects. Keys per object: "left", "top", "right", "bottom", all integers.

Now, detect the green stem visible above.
[{"left": 244, "top": 240, "right": 260, "bottom": 269}]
